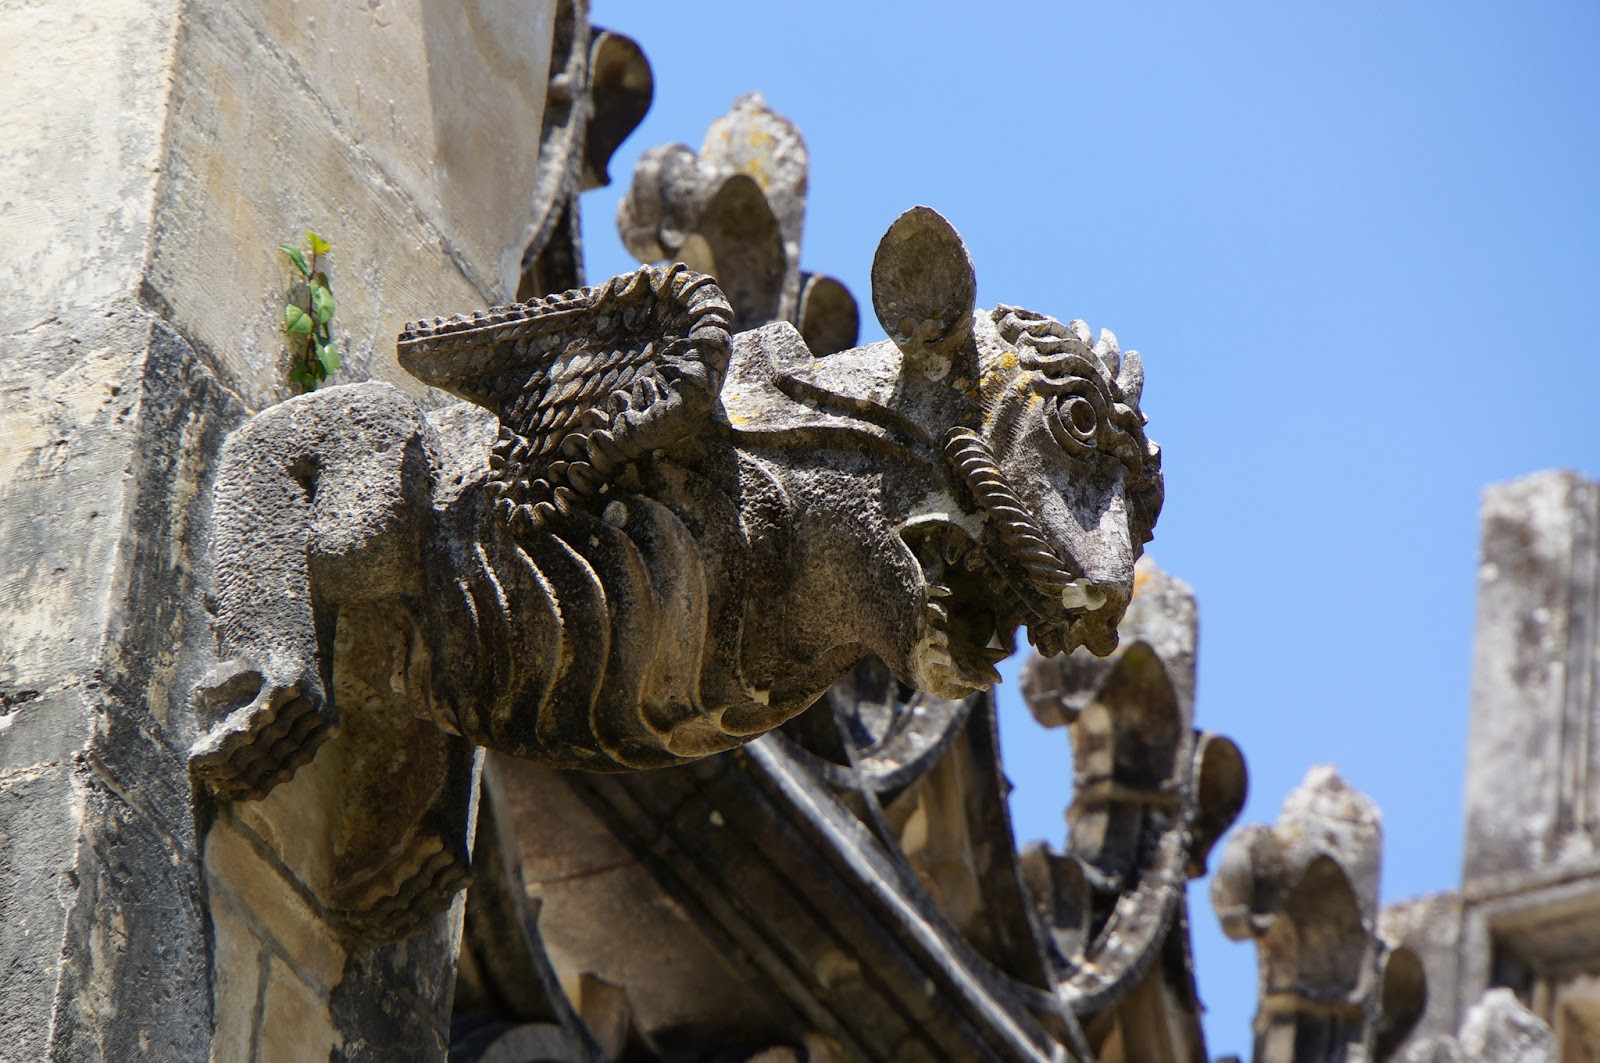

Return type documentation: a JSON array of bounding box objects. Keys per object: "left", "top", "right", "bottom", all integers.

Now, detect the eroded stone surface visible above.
[
  {"left": 618, "top": 93, "right": 859, "bottom": 352},
  {"left": 1381, "top": 470, "right": 1600, "bottom": 1061},
  {"left": 1403, "top": 989, "right": 1556, "bottom": 1063},
  {"left": 190, "top": 210, "right": 1163, "bottom": 982},
  {"left": 1212, "top": 766, "right": 1427, "bottom": 1063},
  {"left": 0, "top": 1, "right": 179, "bottom": 333},
  {"left": 1464, "top": 471, "right": 1600, "bottom": 881}
]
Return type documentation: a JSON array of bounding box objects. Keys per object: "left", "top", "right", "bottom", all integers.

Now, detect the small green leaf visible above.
[
  {"left": 311, "top": 285, "right": 335, "bottom": 325},
  {"left": 285, "top": 304, "right": 313, "bottom": 335},
  {"left": 279, "top": 244, "right": 310, "bottom": 277},
  {"left": 307, "top": 231, "right": 330, "bottom": 256},
  {"left": 318, "top": 343, "right": 342, "bottom": 374}
]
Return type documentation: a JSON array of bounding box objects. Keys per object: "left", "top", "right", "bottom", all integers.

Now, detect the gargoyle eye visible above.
[
  {"left": 1042, "top": 381, "right": 1107, "bottom": 459},
  {"left": 1065, "top": 397, "right": 1097, "bottom": 438}
]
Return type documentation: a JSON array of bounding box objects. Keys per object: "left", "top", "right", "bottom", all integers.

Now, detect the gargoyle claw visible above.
[{"left": 190, "top": 661, "right": 337, "bottom": 801}]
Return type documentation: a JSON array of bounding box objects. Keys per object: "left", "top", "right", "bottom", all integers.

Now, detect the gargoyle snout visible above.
[{"left": 1075, "top": 582, "right": 1129, "bottom": 657}]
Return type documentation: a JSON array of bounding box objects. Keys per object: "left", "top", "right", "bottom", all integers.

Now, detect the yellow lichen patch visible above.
[
  {"left": 1132, "top": 566, "right": 1153, "bottom": 597},
  {"left": 977, "top": 368, "right": 1007, "bottom": 403},
  {"left": 740, "top": 158, "right": 773, "bottom": 192}
]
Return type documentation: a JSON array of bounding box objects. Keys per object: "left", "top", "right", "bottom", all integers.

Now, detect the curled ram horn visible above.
[{"left": 1117, "top": 349, "right": 1144, "bottom": 406}]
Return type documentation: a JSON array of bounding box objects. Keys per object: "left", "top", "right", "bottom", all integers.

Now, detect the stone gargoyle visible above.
[{"left": 191, "top": 207, "right": 1163, "bottom": 802}]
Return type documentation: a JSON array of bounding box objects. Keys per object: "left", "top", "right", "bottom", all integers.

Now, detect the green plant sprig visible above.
[{"left": 280, "top": 231, "right": 342, "bottom": 391}]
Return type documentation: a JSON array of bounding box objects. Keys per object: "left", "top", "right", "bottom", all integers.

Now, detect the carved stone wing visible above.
[{"left": 398, "top": 264, "right": 733, "bottom": 530}]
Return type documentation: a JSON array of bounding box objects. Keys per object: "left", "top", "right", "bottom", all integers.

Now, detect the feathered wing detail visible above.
[{"left": 398, "top": 264, "right": 735, "bottom": 531}]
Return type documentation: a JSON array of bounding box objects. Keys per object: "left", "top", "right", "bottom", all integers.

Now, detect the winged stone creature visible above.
[{"left": 191, "top": 207, "right": 1162, "bottom": 801}]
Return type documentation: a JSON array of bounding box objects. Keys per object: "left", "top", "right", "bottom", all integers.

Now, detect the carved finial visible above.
[
  {"left": 1213, "top": 766, "right": 1426, "bottom": 1062},
  {"left": 1016, "top": 560, "right": 1247, "bottom": 1033},
  {"left": 618, "top": 95, "right": 859, "bottom": 351}
]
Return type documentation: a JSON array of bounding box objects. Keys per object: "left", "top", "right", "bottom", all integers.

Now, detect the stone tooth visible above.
[
  {"left": 926, "top": 582, "right": 952, "bottom": 599},
  {"left": 925, "top": 601, "right": 948, "bottom": 626},
  {"left": 1061, "top": 580, "right": 1107, "bottom": 611},
  {"left": 1068, "top": 318, "right": 1092, "bottom": 344}
]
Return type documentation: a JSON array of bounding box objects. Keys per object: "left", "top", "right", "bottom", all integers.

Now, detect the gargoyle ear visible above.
[
  {"left": 871, "top": 207, "right": 976, "bottom": 374},
  {"left": 581, "top": 30, "right": 653, "bottom": 192}
]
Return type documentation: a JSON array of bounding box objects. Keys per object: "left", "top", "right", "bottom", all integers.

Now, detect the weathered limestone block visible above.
[
  {"left": 6, "top": 1, "right": 561, "bottom": 408},
  {"left": 235, "top": 1, "right": 557, "bottom": 299},
  {"left": 1378, "top": 470, "right": 1600, "bottom": 1060},
  {"left": 0, "top": 1, "right": 180, "bottom": 334},
  {"left": 145, "top": 0, "right": 557, "bottom": 408},
  {"left": 1464, "top": 471, "right": 1600, "bottom": 881},
  {"left": 3, "top": 1, "right": 586, "bottom": 1055},
  {"left": 1402, "top": 988, "right": 1556, "bottom": 1063},
  {"left": 0, "top": 302, "right": 243, "bottom": 1060}
]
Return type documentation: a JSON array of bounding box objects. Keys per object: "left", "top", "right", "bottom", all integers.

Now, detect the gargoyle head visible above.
[
  {"left": 723, "top": 208, "right": 1162, "bottom": 703},
  {"left": 892, "top": 207, "right": 1161, "bottom": 693},
  {"left": 946, "top": 298, "right": 1164, "bottom": 662}
]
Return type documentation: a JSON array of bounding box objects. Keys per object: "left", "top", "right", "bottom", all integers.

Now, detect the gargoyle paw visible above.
[{"left": 190, "top": 659, "right": 337, "bottom": 801}]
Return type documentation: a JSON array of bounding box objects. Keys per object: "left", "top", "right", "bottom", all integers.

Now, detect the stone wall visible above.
[
  {"left": 0, "top": 2, "right": 555, "bottom": 1058},
  {"left": 1381, "top": 470, "right": 1600, "bottom": 1059}
]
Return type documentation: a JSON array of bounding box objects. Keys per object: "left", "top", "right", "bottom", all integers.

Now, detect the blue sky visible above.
[{"left": 584, "top": 2, "right": 1600, "bottom": 1053}]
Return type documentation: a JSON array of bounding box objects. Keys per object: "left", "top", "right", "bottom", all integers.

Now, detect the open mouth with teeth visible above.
[{"left": 902, "top": 521, "right": 1112, "bottom": 700}]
